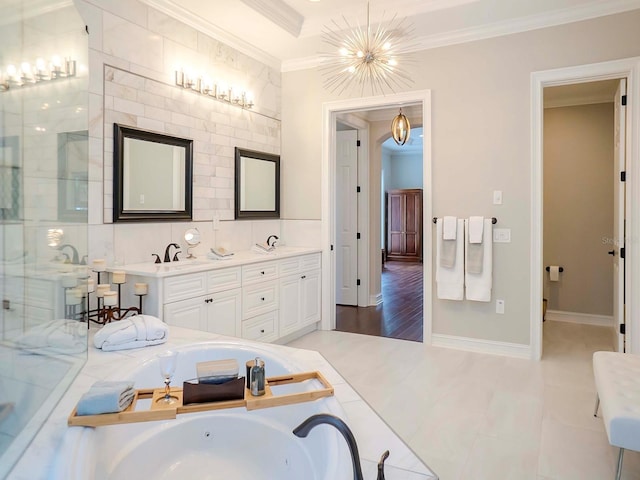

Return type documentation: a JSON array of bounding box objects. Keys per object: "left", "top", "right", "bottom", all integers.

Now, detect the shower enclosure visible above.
[{"left": 0, "top": 1, "right": 88, "bottom": 477}]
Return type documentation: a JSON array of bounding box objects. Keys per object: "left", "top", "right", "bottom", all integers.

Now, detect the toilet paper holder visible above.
[{"left": 545, "top": 266, "right": 564, "bottom": 273}]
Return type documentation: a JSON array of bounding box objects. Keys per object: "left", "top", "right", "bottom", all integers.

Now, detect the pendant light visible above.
[{"left": 391, "top": 108, "right": 410, "bottom": 146}]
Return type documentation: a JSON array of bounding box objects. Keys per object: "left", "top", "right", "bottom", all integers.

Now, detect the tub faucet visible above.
[
  {"left": 266, "top": 235, "right": 279, "bottom": 247},
  {"left": 164, "top": 243, "right": 180, "bottom": 263},
  {"left": 58, "top": 244, "right": 79, "bottom": 265},
  {"left": 293, "top": 414, "right": 389, "bottom": 480}
]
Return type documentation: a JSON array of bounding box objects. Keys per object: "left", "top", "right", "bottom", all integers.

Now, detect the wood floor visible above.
[{"left": 335, "top": 260, "right": 423, "bottom": 342}]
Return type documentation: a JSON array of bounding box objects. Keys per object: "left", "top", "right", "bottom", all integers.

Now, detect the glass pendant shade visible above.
[{"left": 391, "top": 108, "right": 410, "bottom": 146}]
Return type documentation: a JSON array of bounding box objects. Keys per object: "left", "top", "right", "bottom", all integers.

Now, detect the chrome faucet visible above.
[
  {"left": 266, "top": 235, "right": 279, "bottom": 247},
  {"left": 58, "top": 244, "right": 80, "bottom": 265},
  {"left": 164, "top": 243, "right": 180, "bottom": 263},
  {"left": 293, "top": 414, "right": 389, "bottom": 480}
]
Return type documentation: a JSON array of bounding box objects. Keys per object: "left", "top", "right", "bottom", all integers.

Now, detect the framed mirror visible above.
[
  {"left": 234, "top": 147, "right": 280, "bottom": 219},
  {"left": 113, "top": 124, "right": 193, "bottom": 222}
]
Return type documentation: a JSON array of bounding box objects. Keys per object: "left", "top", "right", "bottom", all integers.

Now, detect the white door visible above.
[
  {"left": 336, "top": 129, "right": 358, "bottom": 306},
  {"left": 613, "top": 78, "right": 627, "bottom": 352}
]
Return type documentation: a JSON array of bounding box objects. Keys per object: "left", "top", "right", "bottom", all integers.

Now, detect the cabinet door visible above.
[
  {"left": 279, "top": 274, "right": 301, "bottom": 337},
  {"left": 207, "top": 288, "right": 241, "bottom": 337},
  {"left": 301, "top": 270, "right": 321, "bottom": 326},
  {"left": 164, "top": 296, "right": 207, "bottom": 330}
]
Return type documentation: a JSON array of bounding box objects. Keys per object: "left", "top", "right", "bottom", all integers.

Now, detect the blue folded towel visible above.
[{"left": 76, "top": 381, "right": 135, "bottom": 416}]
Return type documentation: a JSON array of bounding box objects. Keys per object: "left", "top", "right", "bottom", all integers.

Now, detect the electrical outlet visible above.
[
  {"left": 493, "top": 228, "right": 511, "bottom": 243},
  {"left": 496, "top": 299, "right": 505, "bottom": 314}
]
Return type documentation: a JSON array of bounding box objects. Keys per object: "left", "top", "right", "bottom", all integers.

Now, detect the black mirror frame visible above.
[
  {"left": 234, "top": 147, "right": 280, "bottom": 219},
  {"left": 113, "top": 124, "right": 193, "bottom": 223}
]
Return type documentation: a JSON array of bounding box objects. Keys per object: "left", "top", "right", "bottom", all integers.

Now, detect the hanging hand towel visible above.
[
  {"left": 436, "top": 218, "right": 464, "bottom": 300},
  {"left": 466, "top": 216, "right": 485, "bottom": 274},
  {"left": 440, "top": 216, "right": 457, "bottom": 268},
  {"left": 442, "top": 216, "right": 457, "bottom": 240},
  {"left": 465, "top": 218, "right": 493, "bottom": 302}
]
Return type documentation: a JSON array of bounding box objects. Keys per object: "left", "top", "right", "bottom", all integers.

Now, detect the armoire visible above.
[{"left": 386, "top": 188, "right": 423, "bottom": 262}]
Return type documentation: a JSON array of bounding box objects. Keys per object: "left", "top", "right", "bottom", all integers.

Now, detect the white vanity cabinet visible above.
[{"left": 125, "top": 248, "right": 321, "bottom": 343}]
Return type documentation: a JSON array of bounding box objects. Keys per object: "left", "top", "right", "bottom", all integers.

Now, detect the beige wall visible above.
[
  {"left": 544, "top": 103, "right": 614, "bottom": 316},
  {"left": 281, "top": 11, "right": 640, "bottom": 345}
]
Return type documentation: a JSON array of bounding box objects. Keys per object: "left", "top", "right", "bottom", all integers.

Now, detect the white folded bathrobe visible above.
[{"left": 93, "top": 315, "right": 168, "bottom": 351}]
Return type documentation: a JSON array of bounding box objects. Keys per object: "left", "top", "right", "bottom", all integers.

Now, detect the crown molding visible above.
[
  {"left": 144, "top": 0, "right": 281, "bottom": 71},
  {"left": 239, "top": 0, "right": 303, "bottom": 37}
]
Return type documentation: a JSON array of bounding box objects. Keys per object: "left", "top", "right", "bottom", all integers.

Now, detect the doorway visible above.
[
  {"left": 531, "top": 57, "right": 640, "bottom": 360},
  {"left": 320, "top": 90, "right": 433, "bottom": 345},
  {"left": 542, "top": 79, "right": 622, "bottom": 355}
]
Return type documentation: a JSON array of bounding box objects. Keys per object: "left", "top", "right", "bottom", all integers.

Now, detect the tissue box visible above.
[
  {"left": 182, "top": 377, "right": 245, "bottom": 405},
  {"left": 196, "top": 359, "right": 239, "bottom": 384}
]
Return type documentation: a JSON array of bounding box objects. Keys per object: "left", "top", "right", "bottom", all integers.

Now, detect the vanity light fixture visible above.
[
  {"left": 391, "top": 108, "right": 410, "bottom": 146},
  {"left": 175, "top": 69, "right": 254, "bottom": 110},
  {"left": 0, "top": 56, "right": 76, "bottom": 92}
]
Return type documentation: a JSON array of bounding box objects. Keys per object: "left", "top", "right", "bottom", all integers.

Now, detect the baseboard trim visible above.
[
  {"left": 369, "top": 293, "right": 383, "bottom": 306},
  {"left": 432, "top": 333, "right": 531, "bottom": 359},
  {"left": 545, "top": 309, "right": 614, "bottom": 327}
]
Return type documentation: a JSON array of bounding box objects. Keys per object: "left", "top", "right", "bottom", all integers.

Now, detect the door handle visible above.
[{"left": 608, "top": 250, "right": 616, "bottom": 256}]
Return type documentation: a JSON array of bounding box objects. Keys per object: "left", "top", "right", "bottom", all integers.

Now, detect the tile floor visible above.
[{"left": 288, "top": 320, "right": 640, "bottom": 480}]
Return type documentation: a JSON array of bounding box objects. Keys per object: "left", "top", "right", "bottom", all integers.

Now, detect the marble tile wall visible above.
[{"left": 75, "top": 0, "right": 312, "bottom": 265}]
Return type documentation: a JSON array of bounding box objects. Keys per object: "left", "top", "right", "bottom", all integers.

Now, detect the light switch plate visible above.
[
  {"left": 493, "top": 228, "right": 511, "bottom": 243},
  {"left": 496, "top": 299, "right": 505, "bottom": 314},
  {"left": 493, "top": 190, "right": 503, "bottom": 205}
]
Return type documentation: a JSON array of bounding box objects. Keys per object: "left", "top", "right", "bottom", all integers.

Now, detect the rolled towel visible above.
[
  {"left": 94, "top": 315, "right": 168, "bottom": 351},
  {"left": 76, "top": 381, "right": 135, "bottom": 416}
]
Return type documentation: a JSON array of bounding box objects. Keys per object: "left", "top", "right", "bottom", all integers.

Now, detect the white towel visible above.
[
  {"left": 465, "top": 218, "right": 493, "bottom": 302},
  {"left": 16, "top": 319, "right": 88, "bottom": 355},
  {"left": 94, "top": 315, "right": 168, "bottom": 351},
  {"left": 436, "top": 218, "right": 464, "bottom": 300},
  {"left": 442, "top": 216, "right": 457, "bottom": 240},
  {"left": 468, "top": 216, "right": 484, "bottom": 244}
]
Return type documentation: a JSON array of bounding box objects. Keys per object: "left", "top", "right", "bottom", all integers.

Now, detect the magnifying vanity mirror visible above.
[
  {"left": 184, "top": 228, "right": 201, "bottom": 258},
  {"left": 234, "top": 147, "right": 280, "bottom": 219},
  {"left": 113, "top": 124, "right": 193, "bottom": 222}
]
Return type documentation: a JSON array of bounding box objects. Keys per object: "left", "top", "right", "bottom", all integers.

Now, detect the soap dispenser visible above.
[{"left": 249, "top": 357, "right": 265, "bottom": 396}]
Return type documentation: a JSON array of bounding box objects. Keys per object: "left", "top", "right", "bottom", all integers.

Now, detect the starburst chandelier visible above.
[{"left": 320, "top": 2, "right": 415, "bottom": 96}]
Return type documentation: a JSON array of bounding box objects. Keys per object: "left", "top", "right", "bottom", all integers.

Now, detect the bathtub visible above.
[{"left": 55, "top": 341, "right": 353, "bottom": 480}]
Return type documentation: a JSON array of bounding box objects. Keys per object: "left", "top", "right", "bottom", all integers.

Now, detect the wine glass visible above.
[{"left": 157, "top": 350, "right": 179, "bottom": 405}]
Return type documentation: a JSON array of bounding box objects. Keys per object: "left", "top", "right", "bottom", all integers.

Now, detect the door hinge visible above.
[
  {"left": 622, "top": 95, "right": 627, "bottom": 106},
  {"left": 357, "top": 186, "right": 361, "bottom": 193},
  {"left": 621, "top": 247, "right": 625, "bottom": 259},
  {"left": 621, "top": 171, "right": 626, "bottom": 182},
  {"left": 356, "top": 140, "right": 361, "bottom": 147},
  {"left": 620, "top": 323, "right": 626, "bottom": 335},
  {"left": 330, "top": 244, "right": 334, "bottom": 251},
  {"left": 357, "top": 232, "right": 361, "bottom": 239},
  {"left": 356, "top": 279, "right": 361, "bottom": 286},
  {"left": 2, "top": 299, "right": 9, "bottom": 310}
]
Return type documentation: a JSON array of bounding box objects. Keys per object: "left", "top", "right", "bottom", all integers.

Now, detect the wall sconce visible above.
[
  {"left": 175, "top": 69, "right": 254, "bottom": 110},
  {"left": 0, "top": 56, "right": 76, "bottom": 92}
]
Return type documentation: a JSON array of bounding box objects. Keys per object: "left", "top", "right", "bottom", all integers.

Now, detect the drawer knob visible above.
[
  {"left": 261, "top": 271, "right": 265, "bottom": 275},
  {"left": 301, "top": 275, "right": 306, "bottom": 279},
  {"left": 260, "top": 329, "right": 265, "bottom": 333},
  {"left": 261, "top": 297, "right": 265, "bottom": 301}
]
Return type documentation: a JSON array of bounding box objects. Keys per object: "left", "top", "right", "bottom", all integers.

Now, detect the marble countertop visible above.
[
  {"left": 106, "top": 246, "right": 321, "bottom": 278},
  {"left": 7, "top": 325, "right": 436, "bottom": 480}
]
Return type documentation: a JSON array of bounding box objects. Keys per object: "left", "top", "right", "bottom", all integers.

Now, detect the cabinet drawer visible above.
[
  {"left": 241, "top": 310, "right": 278, "bottom": 342},
  {"left": 163, "top": 273, "right": 207, "bottom": 303},
  {"left": 300, "top": 253, "right": 321, "bottom": 271},
  {"left": 279, "top": 257, "right": 301, "bottom": 276},
  {"left": 207, "top": 267, "right": 241, "bottom": 293},
  {"left": 242, "top": 261, "right": 278, "bottom": 285},
  {"left": 242, "top": 282, "right": 278, "bottom": 319}
]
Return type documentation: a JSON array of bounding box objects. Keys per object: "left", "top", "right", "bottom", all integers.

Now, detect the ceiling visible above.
[{"left": 145, "top": 0, "right": 640, "bottom": 71}]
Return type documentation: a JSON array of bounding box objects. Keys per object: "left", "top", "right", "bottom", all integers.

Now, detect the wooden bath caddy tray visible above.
[{"left": 68, "top": 371, "right": 333, "bottom": 427}]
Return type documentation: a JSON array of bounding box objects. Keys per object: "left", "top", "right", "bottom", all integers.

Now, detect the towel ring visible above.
[{"left": 433, "top": 217, "right": 497, "bottom": 224}]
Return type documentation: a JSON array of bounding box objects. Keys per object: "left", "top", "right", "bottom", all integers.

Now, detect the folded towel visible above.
[
  {"left": 442, "top": 216, "right": 457, "bottom": 240},
  {"left": 207, "top": 251, "right": 233, "bottom": 261},
  {"left": 465, "top": 218, "right": 493, "bottom": 302},
  {"left": 468, "top": 216, "right": 484, "bottom": 244},
  {"left": 252, "top": 243, "right": 275, "bottom": 255},
  {"left": 210, "top": 247, "right": 234, "bottom": 257},
  {"left": 93, "top": 315, "right": 168, "bottom": 351},
  {"left": 76, "top": 380, "right": 135, "bottom": 416},
  {"left": 436, "top": 218, "right": 464, "bottom": 300}
]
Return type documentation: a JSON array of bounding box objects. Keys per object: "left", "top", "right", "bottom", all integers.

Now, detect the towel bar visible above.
[{"left": 432, "top": 217, "right": 497, "bottom": 224}]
